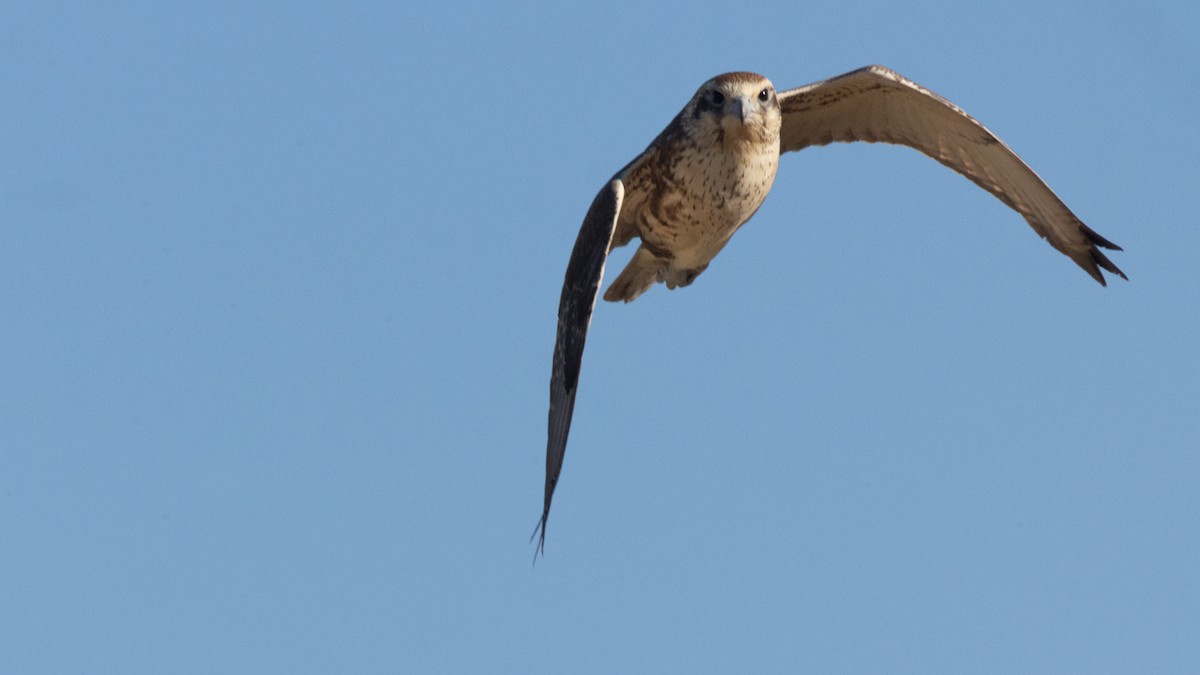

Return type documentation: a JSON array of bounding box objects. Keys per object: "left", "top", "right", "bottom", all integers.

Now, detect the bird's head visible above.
[{"left": 687, "top": 72, "right": 781, "bottom": 146}]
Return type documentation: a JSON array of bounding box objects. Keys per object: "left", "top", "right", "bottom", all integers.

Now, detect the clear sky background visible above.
[{"left": 3, "top": 1, "right": 1198, "bottom": 673}]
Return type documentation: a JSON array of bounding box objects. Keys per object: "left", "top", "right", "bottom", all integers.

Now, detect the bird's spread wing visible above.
[
  {"left": 534, "top": 178, "right": 625, "bottom": 557},
  {"left": 777, "top": 65, "right": 1126, "bottom": 284}
]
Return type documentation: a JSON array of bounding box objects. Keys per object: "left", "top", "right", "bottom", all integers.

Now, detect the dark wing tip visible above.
[
  {"left": 535, "top": 178, "right": 625, "bottom": 562},
  {"left": 530, "top": 513, "right": 549, "bottom": 563},
  {"left": 1080, "top": 224, "right": 1128, "bottom": 284},
  {"left": 1082, "top": 224, "right": 1123, "bottom": 252}
]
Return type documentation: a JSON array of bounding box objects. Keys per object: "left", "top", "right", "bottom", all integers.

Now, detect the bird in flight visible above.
[{"left": 533, "top": 65, "right": 1126, "bottom": 556}]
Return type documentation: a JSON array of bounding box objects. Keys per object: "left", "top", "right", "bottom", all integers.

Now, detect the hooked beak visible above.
[{"left": 732, "top": 96, "right": 754, "bottom": 124}]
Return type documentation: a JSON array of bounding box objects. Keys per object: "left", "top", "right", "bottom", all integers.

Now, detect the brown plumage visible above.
[
  {"left": 604, "top": 72, "right": 782, "bottom": 302},
  {"left": 533, "top": 66, "right": 1126, "bottom": 556}
]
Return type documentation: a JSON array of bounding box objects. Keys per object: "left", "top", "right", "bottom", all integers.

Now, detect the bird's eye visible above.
[
  {"left": 758, "top": 88, "right": 770, "bottom": 102},
  {"left": 709, "top": 91, "right": 725, "bottom": 105}
]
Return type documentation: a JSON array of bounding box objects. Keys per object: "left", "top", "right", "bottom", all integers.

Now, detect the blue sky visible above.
[{"left": 3, "top": 1, "right": 1198, "bottom": 672}]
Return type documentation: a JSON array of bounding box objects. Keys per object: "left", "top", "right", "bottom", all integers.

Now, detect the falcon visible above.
[{"left": 533, "top": 65, "right": 1126, "bottom": 555}]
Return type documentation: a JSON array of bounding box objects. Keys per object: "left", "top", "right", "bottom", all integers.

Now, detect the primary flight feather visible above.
[{"left": 534, "top": 65, "right": 1125, "bottom": 555}]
